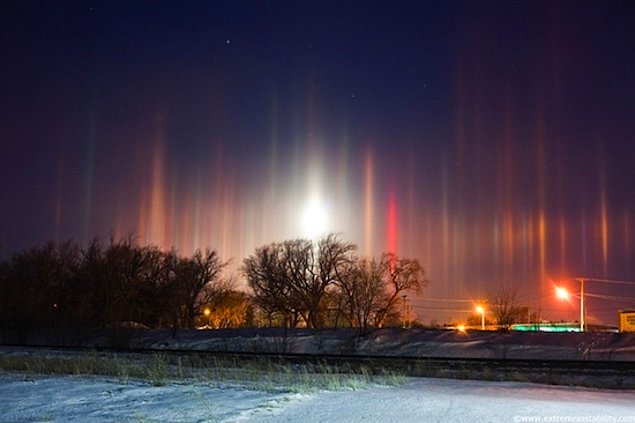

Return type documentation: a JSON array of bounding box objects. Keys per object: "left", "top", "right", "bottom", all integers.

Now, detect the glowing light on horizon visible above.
[
  {"left": 300, "top": 196, "right": 329, "bottom": 240},
  {"left": 555, "top": 286, "right": 570, "bottom": 301}
]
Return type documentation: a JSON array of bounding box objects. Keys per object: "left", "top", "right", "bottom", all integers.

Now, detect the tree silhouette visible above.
[
  {"left": 487, "top": 286, "right": 524, "bottom": 330},
  {"left": 165, "top": 249, "right": 228, "bottom": 329},
  {"left": 337, "top": 253, "right": 427, "bottom": 332},
  {"left": 243, "top": 234, "right": 355, "bottom": 328}
]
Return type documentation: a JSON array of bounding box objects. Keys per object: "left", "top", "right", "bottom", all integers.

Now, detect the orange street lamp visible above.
[
  {"left": 555, "top": 286, "right": 570, "bottom": 300},
  {"left": 555, "top": 280, "right": 585, "bottom": 332},
  {"left": 475, "top": 305, "right": 486, "bottom": 330},
  {"left": 203, "top": 307, "right": 211, "bottom": 328}
]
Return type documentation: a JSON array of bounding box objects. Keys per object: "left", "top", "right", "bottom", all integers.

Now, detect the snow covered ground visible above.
[
  {"left": 2, "top": 374, "right": 634, "bottom": 423},
  {"left": 0, "top": 374, "right": 301, "bottom": 422}
]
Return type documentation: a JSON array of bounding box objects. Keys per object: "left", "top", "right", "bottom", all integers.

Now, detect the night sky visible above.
[{"left": 2, "top": 1, "right": 635, "bottom": 325}]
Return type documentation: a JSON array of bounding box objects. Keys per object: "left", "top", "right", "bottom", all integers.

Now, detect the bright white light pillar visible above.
[{"left": 475, "top": 305, "right": 485, "bottom": 330}]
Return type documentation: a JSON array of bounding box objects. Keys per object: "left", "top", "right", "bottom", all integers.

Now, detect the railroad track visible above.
[{"left": 2, "top": 344, "right": 634, "bottom": 388}]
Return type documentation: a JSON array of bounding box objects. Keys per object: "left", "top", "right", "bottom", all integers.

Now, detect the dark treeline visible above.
[
  {"left": 0, "top": 237, "right": 231, "bottom": 330},
  {"left": 0, "top": 234, "right": 427, "bottom": 333},
  {"left": 244, "top": 234, "right": 427, "bottom": 332}
]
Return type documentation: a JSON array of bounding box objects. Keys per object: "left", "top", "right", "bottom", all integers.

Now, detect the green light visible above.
[{"left": 511, "top": 324, "right": 581, "bottom": 332}]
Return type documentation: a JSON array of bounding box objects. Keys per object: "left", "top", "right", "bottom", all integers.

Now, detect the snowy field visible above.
[{"left": 2, "top": 374, "right": 634, "bottom": 423}]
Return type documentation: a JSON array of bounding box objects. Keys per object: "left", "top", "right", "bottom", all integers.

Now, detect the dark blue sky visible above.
[{"left": 2, "top": 1, "right": 635, "bottom": 324}]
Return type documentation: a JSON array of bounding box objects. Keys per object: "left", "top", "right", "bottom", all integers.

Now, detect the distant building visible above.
[{"left": 618, "top": 310, "right": 635, "bottom": 332}]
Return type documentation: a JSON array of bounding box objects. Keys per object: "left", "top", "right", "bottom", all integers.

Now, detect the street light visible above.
[
  {"left": 555, "top": 278, "right": 585, "bottom": 332},
  {"left": 555, "top": 286, "right": 570, "bottom": 300},
  {"left": 556, "top": 277, "right": 635, "bottom": 332},
  {"left": 203, "top": 307, "right": 211, "bottom": 328},
  {"left": 475, "top": 304, "right": 485, "bottom": 330}
]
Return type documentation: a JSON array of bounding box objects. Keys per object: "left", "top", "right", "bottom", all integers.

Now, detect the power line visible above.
[
  {"left": 417, "top": 297, "right": 474, "bottom": 303},
  {"left": 410, "top": 304, "right": 473, "bottom": 312},
  {"left": 413, "top": 307, "right": 473, "bottom": 313},
  {"left": 584, "top": 293, "right": 635, "bottom": 302},
  {"left": 576, "top": 277, "right": 635, "bottom": 286}
]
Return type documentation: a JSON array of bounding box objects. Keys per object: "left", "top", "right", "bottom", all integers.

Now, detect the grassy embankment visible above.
[{"left": 0, "top": 351, "right": 406, "bottom": 392}]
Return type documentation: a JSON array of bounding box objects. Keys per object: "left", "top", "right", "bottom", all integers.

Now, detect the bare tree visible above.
[
  {"left": 372, "top": 253, "right": 427, "bottom": 327},
  {"left": 336, "top": 253, "right": 428, "bottom": 333},
  {"left": 337, "top": 256, "right": 386, "bottom": 334},
  {"left": 292, "top": 234, "right": 356, "bottom": 328},
  {"left": 79, "top": 237, "right": 150, "bottom": 327},
  {"left": 166, "top": 249, "right": 228, "bottom": 329},
  {"left": 243, "top": 243, "right": 302, "bottom": 327},
  {"left": 487, "top": 286, "right": 524, "bottom": 330},
  {"left": 243, "top": 234, "right": 355, "bottom": 328}
]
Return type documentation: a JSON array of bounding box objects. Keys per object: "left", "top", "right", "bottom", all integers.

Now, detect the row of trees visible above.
[
  {"left": 244, "top": 234, "right": 426, "bottom": 331},
  {"left": 0, "top": 237, "right": 231, "bottom": 330},
  {"left": 0, "top": 234, "right": 427, "bottom": 333}
]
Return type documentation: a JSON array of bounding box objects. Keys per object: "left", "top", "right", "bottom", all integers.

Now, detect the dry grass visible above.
[{"left": 0, "top": 351, "right": 406, "bottom": 392}]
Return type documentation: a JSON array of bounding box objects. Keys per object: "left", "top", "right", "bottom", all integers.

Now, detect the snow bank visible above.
[
  {"left": 3, "top": 327, "right": 635, "bottom": 361},
  {"left": 119, "top": 328, "right": 635, "bottom": 361},
  {"left": 252, "top": 378, "right": 635, "bottom": 422},
  {"left": 2, "top": 375, "right": 634, "bottom": 422}
]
